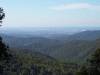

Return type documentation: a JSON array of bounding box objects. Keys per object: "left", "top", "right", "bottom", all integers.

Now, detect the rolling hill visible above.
[
  {"left": 0, "top": 30, "right": 100, "bottom": 62},
  {"left": 66, "top": 30, "right": 100, "bottom": 41}
]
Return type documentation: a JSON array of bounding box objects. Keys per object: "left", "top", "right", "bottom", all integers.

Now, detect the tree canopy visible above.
[{"left": 0, "top": 7, "right": 5, "bottom": 24}]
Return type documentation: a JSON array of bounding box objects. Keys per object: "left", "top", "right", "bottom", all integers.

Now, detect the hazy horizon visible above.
[{"left": 0, "top": 25, "right": 100, "bottom": 36}]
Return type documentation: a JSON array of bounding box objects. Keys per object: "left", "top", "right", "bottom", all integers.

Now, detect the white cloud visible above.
[{"left": 50, "top": 3, "right": 100, "bottom": 11}]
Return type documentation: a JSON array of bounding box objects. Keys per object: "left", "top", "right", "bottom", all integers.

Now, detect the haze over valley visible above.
[{"left": 1, "top": 26, "right": 100, "bottom": 62}]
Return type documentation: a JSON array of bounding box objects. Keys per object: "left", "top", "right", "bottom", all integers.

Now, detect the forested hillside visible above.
[
  {"left": 1, "top": 30, "right": 100, "bottom": 62},
  {"left": 0, "top": 35, "right": 100, "bottom": 75}
]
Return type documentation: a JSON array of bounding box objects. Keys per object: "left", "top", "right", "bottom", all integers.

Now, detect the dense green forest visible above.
[{"left": 0, "top": 37, "right": 100, "bottom": 75}]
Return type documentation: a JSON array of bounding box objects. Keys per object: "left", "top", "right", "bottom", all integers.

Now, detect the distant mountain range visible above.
[
  {"left": 49, "top": 30, "right": 100, "bottom": 41},
  {"left": 1, "top": 30, "right": 100, "bottom": 62},
  {"left": 66, "top": 30, "right": 100, "bottom": 41}
]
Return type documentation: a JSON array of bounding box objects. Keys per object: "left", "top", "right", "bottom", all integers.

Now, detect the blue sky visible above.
[{"left": 0, "top": 0, "right": 100, "bottom": 27}]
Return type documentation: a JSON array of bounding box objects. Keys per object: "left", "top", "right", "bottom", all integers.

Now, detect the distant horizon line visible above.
[{"left": 1, "top": 24, "right": 100, "bottom": 28}]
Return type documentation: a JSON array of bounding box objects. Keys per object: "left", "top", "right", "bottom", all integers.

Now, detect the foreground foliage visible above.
[{"left": 76, "top": 48, "right": 100, "bottom": 75}]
